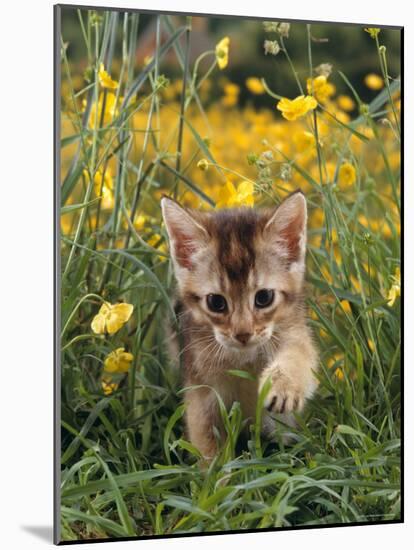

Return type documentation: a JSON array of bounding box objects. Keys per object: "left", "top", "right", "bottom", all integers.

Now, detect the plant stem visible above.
[
  {"left": 375, "top": 35, "right": 400, "bottom": 139},
  {"left": 306, "top": 24, "right": 324, "bottom": 186},
  {"left": 280, "top": 35, "right": 303, "bottom": 95},
  {"left": 174, "top": 18, "right": 192, "bottom": 198},
  {"left": 63, "top": 22, "right": 101, "bottom": 280}
]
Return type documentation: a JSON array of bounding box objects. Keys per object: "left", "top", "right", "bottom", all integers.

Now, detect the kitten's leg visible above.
[
  {"left": 184, "top": 387, "right": 221, "bottom": 460},
  {"left": 260, "top": 327, "right": 318, "bottom": 415}
]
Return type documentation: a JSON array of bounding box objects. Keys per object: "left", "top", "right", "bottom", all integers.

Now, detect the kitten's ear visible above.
[
  {"left": 264, "top": 191, "right": 307, "bottom": 265},
  {"left": 161, "top": 197, "right": 209, "bottom": 270}
]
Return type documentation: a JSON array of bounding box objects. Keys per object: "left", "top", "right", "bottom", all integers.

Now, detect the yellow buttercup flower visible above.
[
  {"left": 84, "top": 167, "right": 114, "bottom": 210},
  {"left": 216, "top": 180, "right": 254, "bottom": 208},
  {"left": 335, "top": 110, "right": 350, "bottom": 124},
  {"left": 364, "top": 73, "right": 384, "bottom": 90},
  {"left": 133, "top": 214, "right": 147, "bottom": 232},
  {"left": 101, "top": 377, "right": 119, "bottom": 395},
  {"left": 327, "top": 352, "right": 343, "bottom": 368},
  {"left": 293, "top": 130, "right": 316, "bottom": 153},
  {"left": 334, "top": 368, "right": 344, "bottom": 381},
  {"left": 387, "top": 267, "right": 401, "bottom": 306},
  {"left": 326, "top": 352, "right": 345, "bottom": 381},
  {"left": 340, "top": 300, "right": 352, "bottom": 315},
  {"left": 104, "top": 348, "right": 134, "bottom": 373},
  {"left": 276, "top": 95, "right": 318, "bottom": 121},
  {"left": 235, "top": 181, "right": 255, "bottom": 206},
  {"left": 221, "top": 82, "right": 239, "bottom": 107},
  {"left": 306, "top": 75, "right": 335, "bottom": 104},
  {"left": 217, "top": 181, "right": 237, "bottom": 207},
  {"left": 224, "top": 83, "right": 239, "bottom": 96},
  {"left": 147, "top": 233, "right": 168, "bottom": 261},
  {"left": 224, "top": 82, "right": 240, "bottom": 95},
  {"left": 222, "top": 95, "right": 238, "bottom": 107},
  {"left": 84, "top": 92, "right": 120, "bottom": 127},
  {"left": 387, "top": 286, "right": 400, "bottom": 307},
  {"left": 337, "top": 95, "right": 355, "bottom": 112},
  {"left": 60, "top": 215, "right": 72, "bottom": 235},
  {"left": 91, "top": 301, "right": 134, "bottom": 335},
  {"left": 99, "top": 63, "right": 119, "bottom": 90},
  {"left": 338, "top": 162, "right": 356, "bottom": 187},
  {"left": 381, "top": 223, "right": 392, "bottom": 239},
  {"left": 392, "top": 267, "right": 401, "bottom": 285},
  {"left": 215, "top": 37, "right": 230, "bottom": 70},
  {"left": 245, "top": 77, "right": 265, "bottom": 95}
]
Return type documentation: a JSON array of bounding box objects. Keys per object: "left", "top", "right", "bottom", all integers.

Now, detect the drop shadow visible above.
[{"left": 21, "top": 525, "right": 53, "bottom": 543}]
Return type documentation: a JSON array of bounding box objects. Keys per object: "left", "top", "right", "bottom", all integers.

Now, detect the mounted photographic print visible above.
[{"left": 54, "top": 4, "right": 403, "bottom": 544}]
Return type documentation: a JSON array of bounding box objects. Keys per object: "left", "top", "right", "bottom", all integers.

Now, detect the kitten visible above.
[{"left": 161, "top": 190, "right": 318, "bottom": 460}]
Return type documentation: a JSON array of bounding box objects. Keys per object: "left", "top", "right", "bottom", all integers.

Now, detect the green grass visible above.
[{"left": 58, "top": 9, "right": 401, "bottom": 542}]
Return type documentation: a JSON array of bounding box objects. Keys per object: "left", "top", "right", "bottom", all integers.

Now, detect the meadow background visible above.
[{"left": 58, "top": 6, "right": 401, "bottom": 542}]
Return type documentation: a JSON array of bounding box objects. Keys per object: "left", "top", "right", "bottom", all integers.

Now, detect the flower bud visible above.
[
  {"left": 247, "top": 153, "right": 258, "bottom": 166},
  {"left": 363, "top": 232, "right": 373, "bottom": 245},
  {"left": 90, "top": 11, "right": 103, "bottom": 26},
  {"left": 156, "top": 75, "right": 170, "bottom": 89},
  {"left": 364, "top": 28, "right": 380, "bottom": 39},
  {"left": 197, "top": 159, "right": 209, "bottom": 171},
  {"left": 261, "top": 150, "right": 274, "bottom": 161},
  {"left": 280, "top": 163, "right": 292, "bottom": 182}
]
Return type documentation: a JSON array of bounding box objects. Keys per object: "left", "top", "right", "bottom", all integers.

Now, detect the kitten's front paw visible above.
[{"left": 262, "top": 371, "right": 306, "bottom": 414}]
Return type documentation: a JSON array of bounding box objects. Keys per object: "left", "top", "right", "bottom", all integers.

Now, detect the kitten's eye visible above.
[
  {"left": 206, "top": 294, "right": 227, "bottom": 313},
  {"left": 255, "top": 289, "right": 275, "bottom": 308}
]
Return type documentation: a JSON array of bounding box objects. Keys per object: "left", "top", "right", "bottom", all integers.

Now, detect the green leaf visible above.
[
  {"left": 61, "top": 134, "right": 81, "bottom": 148},
  {"left": 61, "top": 159, "right": 88, "bottom": 205},
  {"left": 227, "top": 369, "right": 256, "bottom": 382},
  {"left": 172, "top": 438, "right": 202, "bottom": 458},
  {"left": 335, "top": 424, "right": 368, "bottom": 438},
  {"left": 183, "top": 116, "right": 224, "bottom": 178},
  {"left": 321, "top": 106, "right": 370, "bottom": 142},
  {"left": 338, "top": 70, "right": 363, "bottom": 106},
  {"left": 62, "top": 468, "right": 191, "bottom": 499},
  {"left": 235, "top": 471, "right": 289, "bottom": 490},
  {"left": 159, "top": 161, "right": 215, "bottom": 206},
  {"left": 164, "top": 404, "right": 186, "bottom": 464},
  {"left": 122, "top": 26, "right": 187, "bottom": 107},
  {"left": 254, "top": 377, "right": 272, "bottom": 458},
  {"left": 61, "top": 400, "right": 112, "bottom": 464},
  {"left": 61, "top": 506, "right": 128, "bottom": 538},
  {"left": 99, "top": 248, "right": 177, "bottom": 324},
  {"left": 94, "top": 454, "right": 136, "bottom": 536},
  {"left": 308, "top": 277, "right": 363, "bottom": 305},
  {"left": 164, "top": 496, "right": 214, "bottom": 519},
  {"left": 61, "top": 196, "right": 101, "bottom": 214}
]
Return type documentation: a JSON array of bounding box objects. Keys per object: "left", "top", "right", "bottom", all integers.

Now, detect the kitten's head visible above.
[{"left": 161, "top": 191, "right": 307, "bottom": 354}]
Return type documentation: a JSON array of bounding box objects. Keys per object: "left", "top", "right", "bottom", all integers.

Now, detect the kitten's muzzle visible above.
[{"left": 234, "top": 332, "right": 253, "bottom": 345}]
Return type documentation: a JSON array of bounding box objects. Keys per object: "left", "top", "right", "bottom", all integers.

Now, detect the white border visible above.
[{"left": 1, "top": 0, "right": 410, "bottom": 548}]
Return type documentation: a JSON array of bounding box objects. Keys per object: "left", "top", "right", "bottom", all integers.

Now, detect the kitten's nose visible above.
[{"left": 235, "top": 332, "right": 252, "bottom": 345}]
